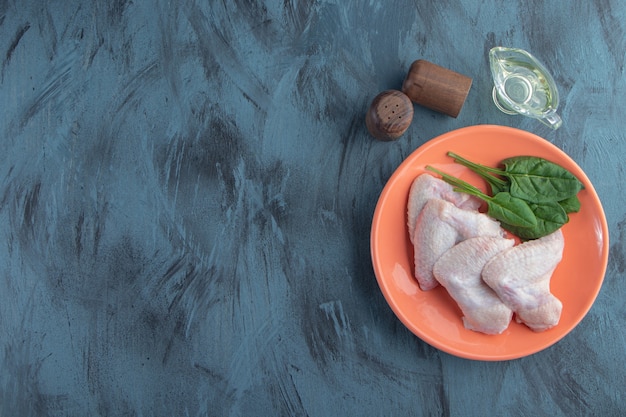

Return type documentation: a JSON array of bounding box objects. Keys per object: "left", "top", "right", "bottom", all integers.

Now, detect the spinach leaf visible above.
[
  {"left": 501, "top": 201, "right": 569, "bottom": 240},
  {"left": 502, "top": 156, "right": 585, "bottom": 203},
  {"left": 558, "top": 195, "right": 581, "bottom": 214},
  {"left": 488, "top": 192, "right": 539, "bottom": 228},
  {"left": 447, "top": 152, "right": 584, "bottom": 204}
]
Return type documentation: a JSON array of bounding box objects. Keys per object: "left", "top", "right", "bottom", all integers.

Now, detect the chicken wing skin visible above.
[
  {"left": 482, "top": 230, "right": 564, "bottom": 332},
  {"left": 433, "top": 236, "right": 515, "bottom": 334},
  {"left": 407, "top": 174, "right": 481, "bottom": 244},
  {"left": 412, "top": 198, "right": 504, "bottom": 291}
]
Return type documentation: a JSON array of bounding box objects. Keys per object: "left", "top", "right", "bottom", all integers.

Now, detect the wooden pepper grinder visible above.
[
  {"left": 366, "top": 60, "right": 472, "bottom": 140},
  {"left": 365, "top": 90, "right": 414, "bottom": 141},
  {"left": 401, "top": 59, "right": 472, "bottom": 118}
]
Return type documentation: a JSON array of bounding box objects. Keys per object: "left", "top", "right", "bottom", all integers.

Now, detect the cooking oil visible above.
[{"left": 489, "top": 47, "right": 562, "bottom": 129}]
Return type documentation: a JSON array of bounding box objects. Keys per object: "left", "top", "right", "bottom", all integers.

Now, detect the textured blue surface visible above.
[{"left": 1, "top": 1, "right": 624, "bottom": 416}]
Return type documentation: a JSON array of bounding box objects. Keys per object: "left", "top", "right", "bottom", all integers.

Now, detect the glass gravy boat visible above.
[{"left": 489, "top": 47, "right": 562, "bottom": 130}]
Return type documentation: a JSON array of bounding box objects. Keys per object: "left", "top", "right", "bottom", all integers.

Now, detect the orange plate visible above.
[{"left": 370, "top": 125, "right": 609, "bottom": 361}]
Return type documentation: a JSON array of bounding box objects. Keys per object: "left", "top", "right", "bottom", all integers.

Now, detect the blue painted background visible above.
[{"left": 1, "top": 1, "right": 624, "bottom": 416}]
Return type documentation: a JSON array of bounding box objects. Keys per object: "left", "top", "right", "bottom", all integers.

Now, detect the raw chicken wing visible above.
[
  {"left": 412, "top": 198, "right": 504, "bottom": 291},
  {"left": 482, "top": 230, "right": 564, "bottom": 332},
  {"left": 407, "top": 174, "right": 481, "bottom": 244},
  {"left": 433, "top": 236, "right": 515, "bottom": 334}
]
